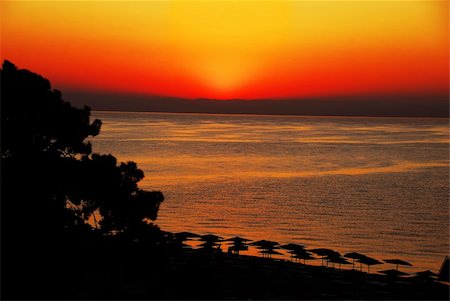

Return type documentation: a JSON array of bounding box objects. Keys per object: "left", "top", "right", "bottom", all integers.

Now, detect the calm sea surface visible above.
[{"left": 91, "top": 111, "right": 449, "bottom": 273}]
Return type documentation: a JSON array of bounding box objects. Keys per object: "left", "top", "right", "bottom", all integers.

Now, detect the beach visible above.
[{"left": 74, "top": 241, "right": 449, "bottom": 300}]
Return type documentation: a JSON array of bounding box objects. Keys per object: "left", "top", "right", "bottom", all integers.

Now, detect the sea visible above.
[{"left": 90, "top": 111, "right": 449, "bottom": 273}]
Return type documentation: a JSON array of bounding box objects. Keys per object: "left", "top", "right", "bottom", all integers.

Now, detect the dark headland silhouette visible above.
[
  {"left": 64, "top": 89, "right": 450, "bottom": 118},
  {"left": 1, "top": 60, "right": 449, "bottom": 300}
]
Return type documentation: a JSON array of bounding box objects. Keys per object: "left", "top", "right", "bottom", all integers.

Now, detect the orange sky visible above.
[{"left": 1, "top": 0, "right": 448, "bottom": 100}]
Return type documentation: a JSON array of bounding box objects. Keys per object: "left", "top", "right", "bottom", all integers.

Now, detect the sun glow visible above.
[
  {"left": 199, "top": 59, "right": 249, "bottom": 96},
  {"left": 166, "top": 1, "right": 294, "bottom": 97}
]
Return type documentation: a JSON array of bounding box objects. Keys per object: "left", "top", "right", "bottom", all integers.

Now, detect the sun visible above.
[{"left": 196, "top": 58, "right": 251, "bottom": 97}]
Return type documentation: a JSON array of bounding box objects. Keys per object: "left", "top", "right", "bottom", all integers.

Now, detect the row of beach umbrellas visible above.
[{"left": 163, "top": 231, "right": 438, "bottom": 279}]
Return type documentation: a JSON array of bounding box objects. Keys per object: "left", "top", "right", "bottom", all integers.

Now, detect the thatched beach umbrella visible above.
[
  {"left": 223, "top": 236, "right": 252, "bottom": 255},
  {"left": 383, "top": 259, "right": 412, "bottom": 271},
  {"left": 280, "top": 243, "right": 305, "bottom": 261},
  {"left": 229, "top": 244, "right": 249, "bottom": 254},
  {"left": 415, "top": 270, "right": 438, "bottom": 277},
  {"left": 280, "top": 243, "right": 305, "bottom": 251},
  {"left": 357, "top": 256, "right": 383, "bottom": 274},
  {"left": 293, "top": 250, "right": 315, "bottom": 265},
  {"left": 251, "top": 240, "right": 279, "bottom": 248},
  {"left": 198, "top": 234, "right": 224, "bottom": 252},
  {"left": 310, "top": 248, "right": 340, "bottom": 266},
  {"left": 413, "top": 270, "right": 438, "bottom": 282},
  {"left": 328, "top": 255, "right": 351, "bottom": 270},
  {"left": 198, "top": 241, "right": 220, "bottom": 251},
  {"left": 200, "top": 234, "right": 223, "bottom": 242},
  {"left": 344, "top": 252, "right": 367, "bottom": 270},
  {"left": 261, "top": 249, "right": 282, "bottom": 259},
  {"left": 173, "top": 232, "right": 201, "bottom": 248},
  {"left": 251, "top": 240, "right": 280, "bottom": 258},
  {"left": 223, "top": 236, "right": 252, "bottom": 242}
]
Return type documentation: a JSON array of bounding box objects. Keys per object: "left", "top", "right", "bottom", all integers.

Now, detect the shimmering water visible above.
[{"left": 91, "top": 111, "right": 449, "bottom": 273}]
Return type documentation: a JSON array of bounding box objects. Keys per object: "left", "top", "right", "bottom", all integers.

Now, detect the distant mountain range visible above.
[{"left": 64, "top": 90, "right": 449, "bottom": 118}]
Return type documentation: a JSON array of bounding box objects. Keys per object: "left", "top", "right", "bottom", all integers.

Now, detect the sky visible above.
[{"left": 1, "top": 0, "right": 448, "bottom": 101}]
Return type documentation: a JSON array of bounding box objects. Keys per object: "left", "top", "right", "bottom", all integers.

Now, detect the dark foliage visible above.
[{"left": 1, "top": 60, "right": 164, "bottom": 299}]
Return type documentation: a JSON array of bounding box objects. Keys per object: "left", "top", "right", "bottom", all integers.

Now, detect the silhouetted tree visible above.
[
  {"left": 1, "top": 60, "right": 101, "bottom": 158},
  {"left": 1, "top": 60, "right": 164, "bottom": 298}
]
